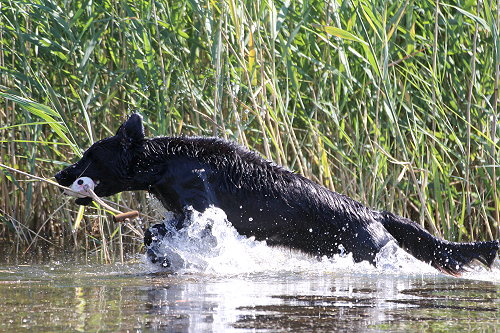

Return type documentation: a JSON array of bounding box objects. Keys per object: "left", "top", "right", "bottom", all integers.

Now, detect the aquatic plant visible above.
[{"left": 0, "top": 0, "right": 498, "bottom": 258}]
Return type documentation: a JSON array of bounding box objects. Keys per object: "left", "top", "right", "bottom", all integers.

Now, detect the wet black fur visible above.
[{"left": 55, "top": 114, "right": 499, "bottom": 275}]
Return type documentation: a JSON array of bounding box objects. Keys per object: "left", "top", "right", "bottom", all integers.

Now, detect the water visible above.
[{"left": 1, "top": 207, "right": 499, "bottom": 332}]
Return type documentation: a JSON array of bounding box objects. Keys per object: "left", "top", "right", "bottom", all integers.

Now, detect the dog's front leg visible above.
[
  {"left": 145, "top": 166, "right": 215, "bottom": 267},
  {"left": 144, "top": 222, "right": 172, "bottom": 267}
]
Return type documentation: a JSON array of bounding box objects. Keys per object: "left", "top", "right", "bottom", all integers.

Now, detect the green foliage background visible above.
[{"left": 0, "top": 0, "right": 498, "bottom": 254}]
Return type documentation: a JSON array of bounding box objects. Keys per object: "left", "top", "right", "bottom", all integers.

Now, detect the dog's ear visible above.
[{"left": 116, "top": 113, "right": 145, "bottom": 146}]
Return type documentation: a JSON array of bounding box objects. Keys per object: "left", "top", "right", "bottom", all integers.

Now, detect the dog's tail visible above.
[{"left": 379, "top": 211, "right": 499, "bottom": 276}]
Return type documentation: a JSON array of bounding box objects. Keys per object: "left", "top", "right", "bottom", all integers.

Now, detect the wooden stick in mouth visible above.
[
  {"left": 0, "top": 163, "right": 141, "bottom": 223},
  {"left": 113, "top": 210, "right": 140, "bottom": 222},
  {"left": 82, "top": 184, "right": 139, "bottom": 222}
]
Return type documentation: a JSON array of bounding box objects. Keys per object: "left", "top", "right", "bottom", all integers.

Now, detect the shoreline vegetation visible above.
[{"left": 0, "top": 0, "right": 498, "bottom": 261}]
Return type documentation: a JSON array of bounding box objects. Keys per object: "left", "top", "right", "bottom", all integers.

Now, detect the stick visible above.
[
  {"left": 81, "top": 185, "right": 140, "bottom": 222},
  {"left": 81, "top": 184, "right": 122, "bottom": 214},
  {"left": 0, "top": 162, "right": 139, "bottom": 222},
  {"left": 113, "top": 211, "right": 140, "bottom": 222},
  {"left": 0, "top": 162, "right": 84, "bottom": 196}
]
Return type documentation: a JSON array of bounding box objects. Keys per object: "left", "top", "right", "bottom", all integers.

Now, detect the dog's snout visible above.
[
  {"left": 54, "top": 170, "right": 69, "bottom": 183},
  {"left": 54, "top": 171, "right": 63, "bottom": 183},
  {"left": 54, "top": 169, "right": 75, "bottom": 186}
]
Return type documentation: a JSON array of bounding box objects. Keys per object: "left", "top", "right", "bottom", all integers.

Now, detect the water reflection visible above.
[
  {"left": 0, "top": 261, "right": 498, "bottom": 332},
  {"left": 233, "top": 276, "right": 499, "bottom": 332}
]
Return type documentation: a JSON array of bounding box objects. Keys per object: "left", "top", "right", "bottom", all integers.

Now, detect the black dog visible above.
[{"left": 55, "top": 114, "right": 499, "bottom": 275}]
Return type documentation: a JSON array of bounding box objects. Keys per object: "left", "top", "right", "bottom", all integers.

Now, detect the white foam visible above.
[
  {"left": 143, "top": 206, "right": 499, "bottom": 281},
  {"left": 461, "top": 259, "right": 500, "bottom": 282}
]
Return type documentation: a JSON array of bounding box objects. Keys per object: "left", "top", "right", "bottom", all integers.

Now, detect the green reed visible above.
[{"left": 0, "top": 0, "right": 498, "bottom": 256}]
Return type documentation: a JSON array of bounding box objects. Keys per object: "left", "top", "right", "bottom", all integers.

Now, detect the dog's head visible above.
[{"left": 55, "top": 113, "right": 145, "bottom": 205}]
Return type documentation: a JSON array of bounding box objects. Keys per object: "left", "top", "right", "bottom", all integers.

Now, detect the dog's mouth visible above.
[
  {"left": 61, "top": 177, "right": 104, "bottom": 206},
  {"left": 55, "top": 170, "right": 107, "bottom": 206},
  {"left": 75, "top": 197, "right": 93, "bottom": 206},
  {"left": 74, "top": 179, "right": 104, "bottom": 206}
]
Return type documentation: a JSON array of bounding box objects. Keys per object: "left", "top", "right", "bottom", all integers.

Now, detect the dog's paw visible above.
[
  {"left": 144, "top": 223, "right": 171, "bottom": 268},
  {"left": 146, "top": 249, "right": 171, "bottom": 268},
  {"left": 144, "top": 223, "right": 168, "bottom": 246}
]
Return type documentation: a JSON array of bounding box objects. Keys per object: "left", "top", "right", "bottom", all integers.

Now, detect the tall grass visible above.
[{"left": 0, "top": 0, "right": 498, "bottom": 257}]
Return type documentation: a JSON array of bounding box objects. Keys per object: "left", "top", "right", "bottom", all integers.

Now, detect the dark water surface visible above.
[
  {"left": 1, "top": 208, "right": 499, "bottom": 332},
  {"left": 0, "top": 257, "right": 498, "bottom": 333}
]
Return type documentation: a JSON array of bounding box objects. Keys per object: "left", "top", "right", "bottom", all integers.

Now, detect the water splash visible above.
[
  {"left": 461, "top": 259, "right": 500, "bottom": 282},
  {"left": 143, "top": 207, "right": 499, "bottom": 281}
]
